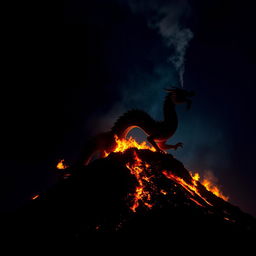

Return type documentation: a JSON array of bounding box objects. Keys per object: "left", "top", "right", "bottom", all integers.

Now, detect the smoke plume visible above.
[{"left": 126, "top": 0, "right": 193, "bottom": 87}]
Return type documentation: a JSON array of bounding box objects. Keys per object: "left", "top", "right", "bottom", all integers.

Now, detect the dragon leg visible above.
[
  {"left": 157, "top": 142, "right": 184, "bottom": 151},
  {"left": 147, "top": 136, "right": 164, "bottom": 152}
]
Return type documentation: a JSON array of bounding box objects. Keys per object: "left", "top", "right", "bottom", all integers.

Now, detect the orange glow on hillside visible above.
[
  {"left": 126, "top": 151, "right": 154, "bottom": 212},
  {"left": 162, "top": 170, "right": 213, "bottom": 206},
  {"left": 190, "top": 171, "right": 229, "bottom": 201},
  {"left": 104, "top": 135, "right": 156, "bottom": 157},
  {"left": 104, "top": 136, "right": 228, "bottom": 211}
]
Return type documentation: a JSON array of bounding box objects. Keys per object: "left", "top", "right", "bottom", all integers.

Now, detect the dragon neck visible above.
[{"left": 163, "top": 95, "right": 177, "bottom": 124}]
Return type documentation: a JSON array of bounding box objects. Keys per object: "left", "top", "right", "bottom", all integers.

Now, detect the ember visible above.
[
  {"left": 32, "top": 194, "right": 40, "bottom": 200},
  {"left": 57, "top": 159, "right": 68, "bottom": 170},
  {"left": 162, "top": 170, "right": 213, "bottom": 207}
]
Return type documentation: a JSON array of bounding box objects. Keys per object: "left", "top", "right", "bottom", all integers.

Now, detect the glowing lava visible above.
[
  {"left": 126, "top": 151, "right": 154, "bottom": 212},
  {"left": 32, "top": 194, "right": 40, "bottom": 200},
  {"left": 105, "top": 135, "right": 228, "bottom": 212},
  {"left": 162, "top": 170, "right": 213, "bottom": 207},
  {"left": 190, "top": 172, "right": 229, "bottom": 201}
]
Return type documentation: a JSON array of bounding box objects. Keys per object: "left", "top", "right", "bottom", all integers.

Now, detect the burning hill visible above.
[{"left": 9, "top": 136, "right": 256, "bottom": 238}]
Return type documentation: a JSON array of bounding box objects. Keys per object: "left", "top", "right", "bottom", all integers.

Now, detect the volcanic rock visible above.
[{"left": 5, "top": 149, "right": 256, "bottom": 240}]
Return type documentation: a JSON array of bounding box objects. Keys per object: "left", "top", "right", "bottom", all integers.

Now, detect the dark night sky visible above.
[{"left": 1, "top": 0, "right": 256, "bottom": 217}]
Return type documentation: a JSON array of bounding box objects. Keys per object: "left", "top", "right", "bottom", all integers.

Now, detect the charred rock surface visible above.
[{"left": 5, "top": 149, "right": 256, "bottom": 239}]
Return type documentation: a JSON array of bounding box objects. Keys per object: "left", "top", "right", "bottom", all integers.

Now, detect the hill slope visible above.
[{"left": 6, "top": 148, "right": 256, "bottom": 239}]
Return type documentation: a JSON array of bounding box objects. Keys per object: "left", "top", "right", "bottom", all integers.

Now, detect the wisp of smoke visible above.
[{"left": 126, "top": 0, "right": 193, "bottom": 87}]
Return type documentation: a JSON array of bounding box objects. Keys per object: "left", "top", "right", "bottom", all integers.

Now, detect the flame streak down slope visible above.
[
  {"left": 162, "top": 170, "right": 213, "bottom": 207},
  {"left": 126, "top": 152, "right": 154, "bottom": 212},
  {"left": 190, "top": 172, "right": 229, "bottom": 201},
  {"left": 21, "top": 136, "right": 256, "bottom": 235},
  {"left": 104, "top": 136, "right": 229, "bottom": 213}
]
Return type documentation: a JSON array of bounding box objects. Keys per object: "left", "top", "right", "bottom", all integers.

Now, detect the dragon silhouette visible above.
[{"left": 80, "top": 88, "right": 195, "bottom": 165}]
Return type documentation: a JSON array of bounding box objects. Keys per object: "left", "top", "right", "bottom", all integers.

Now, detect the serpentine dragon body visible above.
[{"left": 80, "top": 88, "right": 194, "bottom": 165}]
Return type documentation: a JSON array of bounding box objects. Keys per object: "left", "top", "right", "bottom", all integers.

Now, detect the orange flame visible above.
[
  {"left": 190, "top": 172, "right": 229, "bottom": 201},
  {"left": 126, "top": 151, "right": 154, "bottom": 212},
  {"left": 114, "top": 135, "right": 156, "bottom": 153},
  {"left": 160, "top": 189, "right": 167, "bottom": 195},
  {"left": 104, "top": 136, "right": 228, "bottom": 211},
  {"left": 104, "top": 135, "right": 156, "bottom": 157},
  {"left": 57, "top": 159, "right": 68, "bottom": 170},
  {"left": 162, "top": 170, "right": 213, "bottom": 207},
  {"left": 202, "top": 179, "right": 229, "bottom": 201}
]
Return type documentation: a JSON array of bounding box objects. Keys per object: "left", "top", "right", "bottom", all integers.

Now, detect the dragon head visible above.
[{"left": 165, "top": 87, "right": 195, "bottom": 110}]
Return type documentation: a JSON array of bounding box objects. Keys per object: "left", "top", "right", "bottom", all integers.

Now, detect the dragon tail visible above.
[
  {"left": 77, "top": 131, "right": 116, "bottom": 166},
  {"left": 78, "top": 110, "right": 155, "bottom": 166},
  {"left": 111, "top": 109, "right": 156, "bottom": 138}
]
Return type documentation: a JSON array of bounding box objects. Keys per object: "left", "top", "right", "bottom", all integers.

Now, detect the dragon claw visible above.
[{"left": 157, "top": 149, "right": 166, "bottom": 154}]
